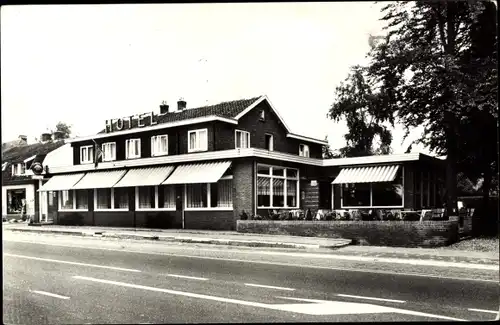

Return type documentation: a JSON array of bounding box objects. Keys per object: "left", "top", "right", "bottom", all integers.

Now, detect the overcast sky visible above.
[{"left": 1, "top": 3, "right": 429, "bottom": 154}]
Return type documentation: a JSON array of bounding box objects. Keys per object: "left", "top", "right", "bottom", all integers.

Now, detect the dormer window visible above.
[
  {"left": 80, "top": 145, "right": 94, "bottom": 164},
  {"left": 11, "top": 163, "right": 26, "bottom": 176},
  {"left": 102, "top": 142, "right": 117, "bottom": 162},
  {"left": 259, "top": 110, "right": 265, "bottom": 121},
  {"left": 126, "top": 139, "right": 141, "bottom": 159},
  {"left": 299, "top": 144, "right": 310, "bottom": 157}
]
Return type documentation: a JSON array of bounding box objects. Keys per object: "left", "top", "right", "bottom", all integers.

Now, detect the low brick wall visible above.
[{"left": 237, "top": 220, "right": 459, "bottom": 247}]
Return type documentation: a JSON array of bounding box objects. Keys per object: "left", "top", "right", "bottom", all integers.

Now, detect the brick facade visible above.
[
  {"left": 237, "top": 220, "right": 459, "bottom": 247},
  {"left": 184, "top": 211, "right": 234, "bottom": 230},
  {"left": 232, "top": 159, "right": 255, "bottom": 219}
]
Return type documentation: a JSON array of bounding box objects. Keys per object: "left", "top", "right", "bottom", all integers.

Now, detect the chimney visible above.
[
  {"left": 159, "top": 102, "right": 169, "bottom": 114},
  {"left": 18, "top": 135, "right": 27, "bottom": 143},
  {"left": 41, "top": 132, "right": 52, "bottom": 143},
  {"left": 52, "top": 131, "right": 65, "bottom": 141},
  {"left": 177, "top": 99, "right": 187, "bottom": 111}
]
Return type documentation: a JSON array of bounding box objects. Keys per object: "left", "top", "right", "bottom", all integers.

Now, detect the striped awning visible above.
[
  {"left": 113, "top": 166, "right": 175, "bottom": 187},
  {"left": 162, "top": 161, "right": 231, "bottom": 185},
  {"left": 332, "top": 165, "right": 400, "bottom": 184},
  {"left": 38, "top": 173, "right": 85, "bottom": 191},
  {"left": 72, "top": 170, "right": 127, "bottom": 189}
]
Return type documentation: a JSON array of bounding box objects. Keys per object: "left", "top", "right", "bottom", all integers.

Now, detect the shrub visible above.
[
  {"left": 305, "top": 209, "right": 312, "bottom": 221},
  {"left": 325, "top": 212, "right": 333, "bottom": 221},
  {"left": 240, "top": 210, "right": 249, "bottom": 220}
]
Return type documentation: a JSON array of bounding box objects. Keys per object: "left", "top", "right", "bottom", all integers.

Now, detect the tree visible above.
[
  {"left": 55, "top": 122, "right": 72, "bottom": 139},
  {"left": 322, "top": 135, "right": 342, "bottom": 158},
  {"left": 328, "top": 65, "right": 393, "bottom": 158},
  {"left": 363, "top": 1, "right": 497, "bottom": 218}
]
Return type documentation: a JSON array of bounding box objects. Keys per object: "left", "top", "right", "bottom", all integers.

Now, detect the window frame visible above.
[
  {"left": 151, "top": 134, "right": 169, "bottom": 157},
  {"left": 256, "top": 164, "right": 299, "bottom": 209},
  {"left": 101, "top": 142, "right": 117, "bottom": 162},
  {"left": 58, "top": 190, "right": 89, "bottom": 212},
  {"left": 126, "top": 139, "right": 141, "bottom": 159},
  {"left": 93, "top": 188, "right": 129, "bottom": 212},
  {"left": 265, "top": 133, "right": 274, "bottom": 151},
  {"left": 11, "top": 163, "right": 27, "bottom": 176},
  {"left": 80, "top": 145, "right": 94, "bottom": 164},
  {"left": 234, "top": 129, "right": 250, "bottom": 149},
  {"left": 135, "top": 186, "right": 176, "bottom": 211},
  {"left": 340, "top": 165, "right": 405, "bottom": 209},
  {"left": 299, "top": 144, "right": 310, "bottom": 157},
  {"left": 188, "top": 128, "right": 208, "bottom": 153},
  {"left": 184, "top": 181, "right": 233, "bottom": 211}
]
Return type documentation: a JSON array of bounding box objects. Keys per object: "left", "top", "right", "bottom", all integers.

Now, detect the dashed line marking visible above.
[
  {"left": 31, "top": 290, "right": 70, "bottom": 300},
  {"left": 336, "top": 293, "right": 406, "bottom": 303},
  {"left": 244, "top": 283, "right": 295, "bottom": 291},
  {"left": 165, "top": 274, "right": 208, "bottom": 281},
  {"left": 4, "top": 253, "right": 141, "bottom": 273},
  {"left": 468, "top": 308, "right": 498, "bottom": 314}
]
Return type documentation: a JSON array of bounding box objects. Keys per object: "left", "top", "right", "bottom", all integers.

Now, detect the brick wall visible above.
[
  {"left": 301, "top": 180, "right": 319, "bottom": 211},
  {"left": 135, "top": 211, "right": 180, "bottom": 229},
  {"left": 184, "top": 211, "right": 235, "bottom": 230},
  {"left": 233, "top": 159, "right": 254, "bottom": 219},
  {"left": 56, "top": 211, "right": 93, "bottom": 226},
  {"left": 94, "top": 211, "right": 134, "bottom": 227},
  {"left": 237, "top": 220, "right": 459, "bottom": 247}
]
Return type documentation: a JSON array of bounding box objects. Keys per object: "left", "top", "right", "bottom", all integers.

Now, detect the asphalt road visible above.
[{"left": 3, "top": 232, "right": 499, "bottom": 324}]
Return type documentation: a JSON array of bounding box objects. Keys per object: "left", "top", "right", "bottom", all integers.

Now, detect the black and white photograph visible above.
[{"left": 2, "top": 1, "right": 499, "bottom": 323}]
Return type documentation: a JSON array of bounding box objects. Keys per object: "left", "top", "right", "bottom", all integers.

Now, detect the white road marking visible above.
[
  {"left": 244, "top": 283, "right": 295, "bottom": 291},
  {"left": 336, "top": 293, "right": 406, "bottom": 303},
  {"left": 468, "top": 308, "right": 498, "bottom": 314},
  {"left": 165, "top": 274, "right": 208, "bottom": 281},
  {"left": 73, "top": 275, "right": 467, "bottom": 320},
  {"left": 4, "top": 253, "right": 141, "bottom": 273},
  {"left": 30, "top": 290, "right": 70, "bottom": 300},
  {"left": 4, "top": 238, "right": 498, "bottom": 283}
]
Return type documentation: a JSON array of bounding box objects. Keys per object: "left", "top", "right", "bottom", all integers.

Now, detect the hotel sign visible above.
[{"left": 105, "top": 112, "right": 158, "bottom": 133}]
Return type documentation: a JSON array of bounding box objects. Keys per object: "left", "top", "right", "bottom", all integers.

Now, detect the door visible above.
[
  {"left": 47, "top": 191, "right": 58, "bottom": 222},
  {"left": 175, "top": 185, "right": 184, "bottom": 229}
]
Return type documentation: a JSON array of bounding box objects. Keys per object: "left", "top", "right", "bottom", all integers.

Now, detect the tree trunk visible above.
[{"left": 444, "top": 112, "right": 459, "bottom": 218}]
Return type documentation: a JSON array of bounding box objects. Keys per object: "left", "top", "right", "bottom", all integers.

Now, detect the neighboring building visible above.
[
  {"left": 2, "top": 132, "right": 66, "bottom": 221},
  {"left": 2, "top": 135, "right": 29, "bottom": 153},
  {"left": 39, "top": 95, "right": 445, "bottom": 229}
]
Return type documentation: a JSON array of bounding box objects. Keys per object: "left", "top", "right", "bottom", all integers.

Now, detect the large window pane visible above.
[
  {"left": 96, "top": 188, "right": 111, "bottom": 209},
  {"left": 60, "top": 190, "right": 74, "bottom": 210},
  {"left": 257, "top": 165, "right": 270, "bottom": 175},
  {"left": 114, "top": 188, "right": 129, "bottom": 209},
  {"left": 272, "top": 178, "right": 285, "bottom": 207},
  {"left": 372, "top": 168, "right": 403, "bottom": 207},
  {"left": 158, "top": 185, "right": 175, "bottom": 209},
  {"left": 138, "top": 186, "right": 155, "bottom": 209},
  {"left": 75, "top": 190, "right": 88, "bottom": 209},
  {"left": 186, "top": 184, "right": 207, "bottom": 208},
  {"left": 257, "top": 177, "right": 270, "bottom": 207},
  {"left": 342, "top": 183, "right": 370, "bottom": 207},
  {"left": 216, "top": 180, "right": 233, "bottom": 208},
  {"left": 286, "top": 180, "right": 297, "bottom": 207}
]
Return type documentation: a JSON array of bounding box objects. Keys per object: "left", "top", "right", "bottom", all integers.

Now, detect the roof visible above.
[
  {"left": 2, "top": 139, "right": 28, "bottom": 152},
  {"left": 97, "top": 96, "right": 263, "bottom": 134},
  {"left": 2, "top": 141, "right": 66, "bottom": 163},
  {"left": 323, "top": 152, "right": 445, "bottom": 167}
]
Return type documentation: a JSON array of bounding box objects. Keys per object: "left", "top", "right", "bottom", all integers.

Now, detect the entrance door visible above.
[
  {"left": 175, "top": 185, "right": 184, "bottom": 229},
  {"left": 47, "top": 191, "right": 58, "bottom": 222}
]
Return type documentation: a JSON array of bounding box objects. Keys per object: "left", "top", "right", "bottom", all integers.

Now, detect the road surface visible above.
[{"left": 3, "top": 232, "right": 499, "bottom": 323}]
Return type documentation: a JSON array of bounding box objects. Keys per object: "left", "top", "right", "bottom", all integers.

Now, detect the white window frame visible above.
[
  {"left": 257, "top": 164, "right": 299, "bottom": 209},
  {"left": 151, "top": 134, "right": 169, "bottom": 157},
  {"left": 184, "top": 181, "right": 233, "bottom": 211},
  {"left": 126, "top": 139, "right": 141, "bottom": 159},
  {"left": 265, "top": 133, "right": 274, "bottom": 151},
  {"left": 188, "top": 128, "right": 208, "bottom": 153},
  {"left": 58, "top": 190, "right": 89, "bottom": 212},
  {"left": 340, "top": 166, "right": 405, "bottom": 209},
  {"left": 235, "top": 129, "right": 250, "bottom": 149},
  {"left": 80, "top": 145, "right": 94, "bottom": 164},
  {"left": 11, "top": 163, "right": 26, "bottom": 176},
  {"left": 135, "top": 186, "right": 176, "bottom": 211},
  {"left": 93, "top": 188, "right": 129, "bottom": 211},
  {"left": 299, "top": 144, "right": 310, "bottom": 157},
  {"left": 101, "top": 142, "right": 116, "bottom": 162}
]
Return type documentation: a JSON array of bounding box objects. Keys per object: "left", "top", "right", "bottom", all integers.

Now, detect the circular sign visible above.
[{"left": 31, "top": 162, "right": 44, "bottom": 175}]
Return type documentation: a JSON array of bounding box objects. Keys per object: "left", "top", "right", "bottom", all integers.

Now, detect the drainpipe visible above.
[{"left": 39, "top": 179, "right": 43, "bottom": 222}]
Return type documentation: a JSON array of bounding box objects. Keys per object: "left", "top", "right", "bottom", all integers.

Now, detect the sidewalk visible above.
[{"left": 3, "top": 223, "right": 499, "bottom": 270}]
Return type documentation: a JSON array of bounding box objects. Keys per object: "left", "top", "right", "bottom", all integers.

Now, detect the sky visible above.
[{"left": 1, "top": 3, "right": 430, "bottom": 155}]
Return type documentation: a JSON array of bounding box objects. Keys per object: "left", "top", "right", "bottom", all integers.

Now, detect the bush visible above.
[
  {"left": 240, "top": 210, "right": 249, "bottom": 220},
  {"left": 325, "top": 212, "right": 334, "bottom": 221},
  {"left": 305, "top": 209, "right": 313, "bottom": 221}
]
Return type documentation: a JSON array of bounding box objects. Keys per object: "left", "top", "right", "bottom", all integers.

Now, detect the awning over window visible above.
[
  {"left": 38, "top": 173, "right": 85, "bottom": 191},
  {"left": 332, "top": 165, "right": 400, "bottom": 184},
  {"left": 72, "top": 170, "right": 127, "bottom": 189},
  {"left": 162, "top": 161, "right": 231, "bottom": 185},
  {"left": 113, "top": 166, "right": 175, "bottom": 187}
]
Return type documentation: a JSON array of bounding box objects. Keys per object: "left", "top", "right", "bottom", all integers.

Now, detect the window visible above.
[
  {"left": 265, "top": 134, "right": 274, "bottom": 151},
  {"left": 259, "top": 110, "right": 265, "bottom": 121},
  {"left": 158, "top": 185, "right": 176, "bottom": 209},
  {"left": 94, "top": 188, "right": 128, "bottom": 210},
  {"left": 415, "top": 170, "right": 422, "bottom": 210},
  {"left": 185, "top": 180, "right": 233, "bottom": 209},
  {"left": 2, "top": 162, "right": 8, "bottom": 172},
  {"left": 257, "top": 165, "right": 299, "bottom": 208},
  {"left": 114, "top": 188, "right": 129, "bottom": 209},
  {"left": 80, "top": 145, "right": 94, "bottom": 164},
  {"left": 422, "top": 172, "right": 430, "bottom": 208},
  {"left": 11, "top": 163, "right": 26, "bottom": 176},
  {"left": 96, "top": 188, "right": 112, "bottom": 209},
  {"left": 6, "top": 189, "right": 26, "bottom": 214},
  {"left": 188, "top": 129, "right": 208, "bottom": 152},
  {"left": 151, "top": 135, "right": 168, "bottom": 156},
  {"left": 341, "top": 166, "right": 404, "bottom": 208},
  {"left": 235, "top": 130, "right": 250, "bottom": 149},
  {"left": 138, "top": 186, "right": 155, "bottom": 209},
  {"left": 126, "top": 139, "right": 141, "bottom": 159},
  {"left": 102, "top": 142, "right": 116, "bottom": 162},
  {"left": 59, "top": 190, "right": 89, "bottom": 211},
  {"left": 299, "top": 144, "right": 310, "bottom": 157}
]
